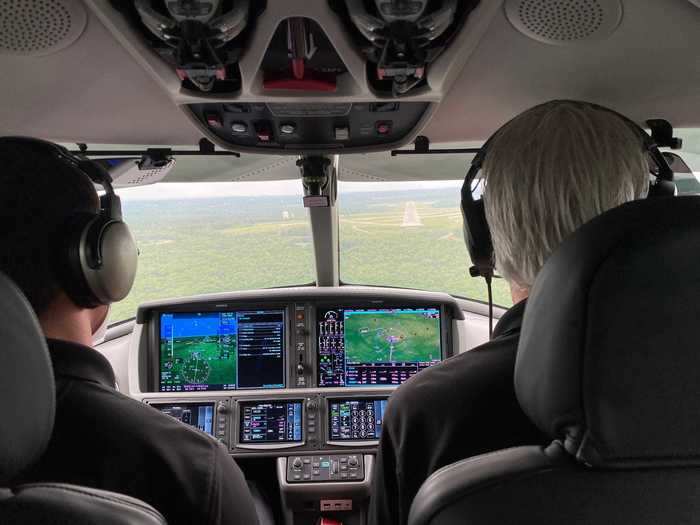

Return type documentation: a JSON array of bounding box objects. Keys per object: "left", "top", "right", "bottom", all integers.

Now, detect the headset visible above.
[
  {"left": 460, "top": 100, "right": 677, "bottom": 334},
  {"left": 0, "top": 137, "right": 138, "bottom": 309}
]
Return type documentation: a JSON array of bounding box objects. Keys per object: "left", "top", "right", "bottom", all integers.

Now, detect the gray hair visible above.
[{"left": 483, "top": 101, "right": 649, "bottom": 288}]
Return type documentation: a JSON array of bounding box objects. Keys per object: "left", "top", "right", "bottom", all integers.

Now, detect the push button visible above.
[
  {"left": 231, "top": 122, "right": 247, "bottom": 133},
  {"left": 255, "top": 122, "right": 273, "bottom": 142},
  {"left": 375, "top": 121, "right": 392, "bottom": 135},
  {"left": 205, "top": 113, "right": 223, "bottom": 128}
]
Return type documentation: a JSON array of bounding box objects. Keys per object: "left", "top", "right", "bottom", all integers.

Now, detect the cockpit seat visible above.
[
  {"left": 408, "top": 196, "right": 700, "bottom": 525},
  {"left": 0, "top": 271, "right": 167, "bottom": 524}
]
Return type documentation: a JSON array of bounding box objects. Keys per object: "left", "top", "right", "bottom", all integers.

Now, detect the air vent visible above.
[
  {"left": 505, "top": 0, "right": 622, "bottom": 45},
  {"left": 0, "top": 0, "right": 87, "bottom": 56}
]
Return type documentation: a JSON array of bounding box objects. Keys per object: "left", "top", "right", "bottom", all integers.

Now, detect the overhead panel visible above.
[{"left": 82, "top": 1, "right": 498, "bottom": 154}]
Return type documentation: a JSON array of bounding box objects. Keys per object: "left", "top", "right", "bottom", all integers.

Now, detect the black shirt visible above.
[
  {"left": 19, "top": 338, "right": 259, "bottom": 525},
  {"left": 368, "top": 300, "right": 544, "bottom": 525}
]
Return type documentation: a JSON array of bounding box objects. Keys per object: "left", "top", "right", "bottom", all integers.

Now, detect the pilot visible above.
[
  {"left": 0, "top": 138, "right": 263, "bottom": 525},
  {"left": 368, "top": 100, "right": 651, "bottom": 525}
]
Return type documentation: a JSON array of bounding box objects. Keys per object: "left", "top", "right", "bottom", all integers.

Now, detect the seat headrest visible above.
[
  {"left": 0, "top": 272, "right": 55, "bottom": 484},
  {"left": 515, "top": 196, "right": 700, "bottom": 468}
]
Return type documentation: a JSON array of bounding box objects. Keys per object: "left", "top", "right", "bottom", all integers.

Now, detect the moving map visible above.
[
  {"left": 318, "top": 306, "right": 442, "bottom": 387},
  {"left": 344, "top": 309, "right": 440, "bottom": 365}
]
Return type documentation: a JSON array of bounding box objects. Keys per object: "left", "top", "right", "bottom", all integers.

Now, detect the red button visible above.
[
  {"left": 206, "top": 113, "right": 223, "bottom": 128},
  {"left": 376, "top": 121, "right": 392, "bottom": 135},
  {"left": 255, "top": 122, "right": 272, "bottom": 142}
]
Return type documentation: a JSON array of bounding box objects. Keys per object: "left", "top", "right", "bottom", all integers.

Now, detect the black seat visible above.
[
  {"left": 0, "top": 271, "right": 167, "bottom": 525},
  {"left": 408, "top": 196, "right": 700, "bottom": 525}
]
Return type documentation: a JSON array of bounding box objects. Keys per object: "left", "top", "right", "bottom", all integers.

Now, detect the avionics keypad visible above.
[{"left": 286, "top": 454, "right": 364, "bottom": 482}]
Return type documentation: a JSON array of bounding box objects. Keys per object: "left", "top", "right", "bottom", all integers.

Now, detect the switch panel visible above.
[
  {"left": 287, "top": 454, "right": 364, "bottom": 483},
  {"left": 188, "top": 102, "right": 430, "bottom": 152}
]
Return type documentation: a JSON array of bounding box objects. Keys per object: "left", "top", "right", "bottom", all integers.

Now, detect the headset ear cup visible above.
[
  {"left": 56, "top": 213, "right": 103, "bottom": 308},
  {"left": 461, "top": 172, "right": 495, "bottom": 277},
  {"left": 81, "top": 219, "right": 138, "bottom": 305}
]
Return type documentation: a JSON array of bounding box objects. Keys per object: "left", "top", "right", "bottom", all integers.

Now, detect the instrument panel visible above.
[{"left": 135, "top": 288, "right": 462, "bottom": 456}]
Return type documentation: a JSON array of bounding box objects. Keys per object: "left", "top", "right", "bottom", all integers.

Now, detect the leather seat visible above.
[
  {"left": 408, "top": 196, "right": 700, "bottom": 525},
  {"left": 0, "top": 271, "right": 167, "bottom": 524}
]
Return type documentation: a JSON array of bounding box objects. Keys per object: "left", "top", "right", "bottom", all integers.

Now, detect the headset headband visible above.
[{"left": 466, "top": 100, "right": 673, "bottom": 183}]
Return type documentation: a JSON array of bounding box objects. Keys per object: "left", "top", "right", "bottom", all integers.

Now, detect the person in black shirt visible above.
[
  {"left": 0, "top": 139, "right": 260, "bottom": 525},
  {"left": 368, "top": 101, "right": 653, "bottom": 525}
]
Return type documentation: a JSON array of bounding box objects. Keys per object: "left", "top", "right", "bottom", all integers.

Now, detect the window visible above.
[
  {"left": 109, "top": 180, "right": 314, "bottom": 324},
  {"left": 339, "top": 181, "right": 513, "bottom": 307}
]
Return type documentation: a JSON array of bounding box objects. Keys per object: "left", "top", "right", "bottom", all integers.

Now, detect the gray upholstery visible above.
[
  {"left": 0, "top": 271, "right": 166, "bottom": 524},
  {"left": 0, "top": 484, "right": 167, "bottom": 524},
  {"left": 409, "top": 197, "right": 700, "bottom": 525},
  {"left": 0, "top": 272, "right": 55, "bottom": 484}
]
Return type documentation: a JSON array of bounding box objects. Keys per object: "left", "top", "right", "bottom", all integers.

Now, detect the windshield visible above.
[
  {"left": 339, "top": 180, "right": 513, "bottom": 307},
  {"left": 106, "top": 128, "right": 700, "bottom": 323},
  {"left": 108, "top": 180, "right": 314, "bottom": 324}
]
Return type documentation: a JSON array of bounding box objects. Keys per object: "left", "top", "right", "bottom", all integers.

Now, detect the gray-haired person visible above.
[{"left": 368, "top": 100, "right": 650, "bottom": 525}]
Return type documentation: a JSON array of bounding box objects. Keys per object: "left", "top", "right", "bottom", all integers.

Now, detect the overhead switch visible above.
[
  {"left": 205, "top": 113, "right": 223, "bottom": 128},
  {"left": 375, "top": 121, "right": 392, "bottom": 135},
  {"left": 255, "top": 122, "right": 273, "bottom": 142},
  {"left": 280, "top": 123, "right": 297, "bottom": 134},
  {"left": 231, "top": 122, "right": 247, "bottom": 133},
  {"left": 334, "top": 126, "right": 350, "bottom": 141}
]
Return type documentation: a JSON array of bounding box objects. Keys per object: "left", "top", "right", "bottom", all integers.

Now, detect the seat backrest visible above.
[
  {"left": 408, "top": 196, "right": 700, "bottom": 525},
  {"left": 0, "top": 271, "right": 167, "bottom": 525}
]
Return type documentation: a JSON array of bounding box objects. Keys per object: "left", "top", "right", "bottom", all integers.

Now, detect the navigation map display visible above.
[
  {"left": 328, "top": 398, "right": 388, "bottom": 441},
  {"left": 239, "top": 401, "right": 303, "bottom": 443},
  {"left": 318, "top": 307, "right": 442, "bottom": 387},
  {"left": 152, "top": 402, "right": 215, "bottom": 435},
  {"left": 159, "top": 310, "right": 285, "bottom": 392}
]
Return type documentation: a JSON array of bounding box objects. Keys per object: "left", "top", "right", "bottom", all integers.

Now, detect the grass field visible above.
[
  {"left": 344, "top": 312, "right": 441, "bottom": 364},
  {"left": 110, "top": 187, "right": 512, "bottom": 324},
  {"left": 160, "top": 335, "right": 236, "bottom": 387}
]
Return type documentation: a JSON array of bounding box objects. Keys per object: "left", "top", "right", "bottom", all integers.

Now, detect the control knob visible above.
[
  {"left": 348, "top": 456, "right": 359, "bottom": 468},
  {"left": 292, "top": 457, "right": 303, "bottom": 470}
]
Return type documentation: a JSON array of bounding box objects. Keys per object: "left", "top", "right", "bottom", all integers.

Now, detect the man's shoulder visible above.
[
  {"left": 59, "top": 379, "right": 224, "bottom": 458},
  {"left": 387, "top": 334, "right": 520, "bottom": 418}
]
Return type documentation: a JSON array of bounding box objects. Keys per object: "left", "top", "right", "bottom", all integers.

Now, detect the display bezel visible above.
[
  {"left": 235, "top": 398, "right": 306, "bottom": 449},
  {"left": 325, "top": 395, "right": 390, "bottom": 446},
  {"left": 150, "top": 303, "right": 291, "bottom": 392},
  {"left": 315, "top": 303, "right": 448, "bottom": 388}
]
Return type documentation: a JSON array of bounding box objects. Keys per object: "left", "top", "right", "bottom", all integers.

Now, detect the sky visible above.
[{"left": 117, "top": 180, "right": 465, "bottom": 201}]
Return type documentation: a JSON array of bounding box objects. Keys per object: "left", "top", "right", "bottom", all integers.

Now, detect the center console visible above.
[{"left": 131, "top": 287, "right": 463, "bottom": 524}]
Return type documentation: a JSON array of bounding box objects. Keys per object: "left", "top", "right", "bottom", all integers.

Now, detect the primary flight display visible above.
[
  {"left": 159, "top": 310, "right": 285, "bottom": 392},
  {"left": 318, "top": 306, "right": 442, "bottom": 387}
]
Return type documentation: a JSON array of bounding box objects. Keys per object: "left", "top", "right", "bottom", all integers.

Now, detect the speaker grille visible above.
[
  {"left": 0, "top": 0, "right": 86, "bottom": 56},
  {"left": 505, "top": 0, "right": 622, "bottom": 45}
]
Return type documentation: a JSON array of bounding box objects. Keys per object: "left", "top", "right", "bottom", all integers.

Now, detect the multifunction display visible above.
[
  {"left": 159, "top": 310, "right": 285, "bottom": 392},
  {"left": 151, "top": 402, "right": 215, "bottom": 435},
  {"left": 239, "top": 401, "right": 303, "bottom": 443},
  {"left": 318, "top": 307, "right": 442, "bottom": 386},
  {"left": 328, "top": 398, "right": 388, "bottom": 441}
]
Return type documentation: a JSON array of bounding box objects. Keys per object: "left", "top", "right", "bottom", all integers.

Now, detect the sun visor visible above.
[
  {"left": 340, "top": 143, "right": 479, "bottom": 181},
  {"left": 95, "top": 157, "right": 176, "bottom": 188}
]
